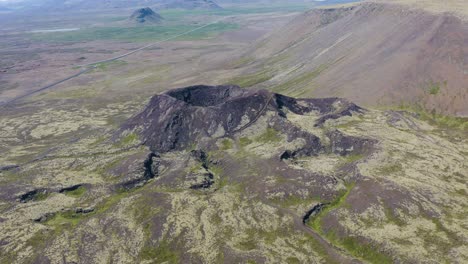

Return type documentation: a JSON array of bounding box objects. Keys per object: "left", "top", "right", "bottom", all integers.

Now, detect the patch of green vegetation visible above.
[
  {"left": 34, "top": 191, "right": 50, "bottom": 202},
  {"left": 209, "top": 164, "right": 224, "bottom": 176},
  {"left": 92, "top": 60, "right": 127, "bottom": 72},
  {"left": 236, "top": 229, "right": 258, "bottom": 251},
  {"left": 338, "top": 235, "right": 393, "bottom": 264},
  {"left": 95, "top": 191, "right": 129, "bottom": 214},
  {"left": 395, "top": 104, "right": 468, "bottom": 131},
  {"left": 342, "top": 154, "right": 364, "bottom": 164},
  {"left": 377, "top": 163, "right": 403, "bottom": 176},
  {"left": 114, "top": 133, "right": 139, "bottom": 148},
  {"left": 306, "top": 183, "right": 392, "bottom": 263},
  {"left": 239, "top": 137, "right": 253, "bottom": 147},
  {"left": 63, "top": 186, "right": 86, "bottom": 198},
  {"left": 220, "top": 138, "right": 233, "bottom": 150},
  {"left": 44, "top": 210, "right": 93, "bottom": 234},
  {"left": 308, "top": 183, "right": 355, "bottom": 232},
  {"left": 32, "top": 23, "right": 239, "bottom": 42},
  {"left": 286, "top": 257, "right": 301, "bottom": 264},
  {"left": 237, "top": 238, "right": 257, "bottom": 251},
  {"left": 139, "top": 241, "right": 180, "bottom": 263},
  {"left": 26, "top": 230, "right": 50, "bottom": 250},
  {"left": 271, "top": 194, "right": 313, "bottom": 208},
  {"left": 424, "top": 80, "right": 446, "bottom": 95},
  {"left": 272, "top": 64, "right": 328, "bottom": 95},
  {"left": 158, "top": 5, "right": 314, "bottom": 20},
  {"left": 229, "top": 56, "right": 255, "bottom": 68},
  {"left": 301, "top": 235, "right": 340, "bottom": 264},
  {"left": 432, "top": 218, "right": 460, "bottom": 250},
  {"left": 256, "top": 127, "right": 281, "bottom": 143},
  {"left": 455, "top": 189, "right": 467, "bottom": 196},
  {"left": 228, "top": 69, "right": 274, "bottom": 88},
  {"left": 384, "top": 207, "right": 406, "bottom": 227}
]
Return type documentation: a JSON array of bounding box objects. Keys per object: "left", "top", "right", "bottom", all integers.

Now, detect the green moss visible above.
[
  {"left": 377, "top": 163, "right": 403, "bottom": 176},
  {"left": 272, "top": 194, "right": 312, "bottom": 207},
  {"left": 272, "top": 64, "right": 328, "bottom": 95},
  {"left": 256, "top": 128, "right": 281, "bottom": 143},
  {"left": 63, "top": 186, "right": 86, "bottom": 198},
  {"left": 34, "top": 191, "right": 50, "bottom": 202},
  {"left": 44, "top": 210, "right": 92, "bottom": 234},
  {"left": 26, "top": 230, "right": 51, "bottom": 250},
  {"left": 301, "top": 235, "right": 339, "bottom": 264},
  {"left": 384, "top": 207, "right": 406, "bottom": 227},
  {"left": 395, "top": 104, "right": 468, "bottom": 131},
  {"left": 229, "top": 56, "right": 254, "bottom": 69},
  {"left": 236, "top": 229, "right": 258, "bottom": 251},
  {"left": 96, "top": 192, "right": 128, "bottom": 214},
  {"left": 286, "top": 257, "right": 300, "bottom": 264},
  {"left": 424, "top": 80, "right": 444, "bottom": 95},
  {"left": 455, "top": 189, "right": 467, "bottom": 196},
  {"left": 308, "top": 183, "right": 355, "bottom": 232},
  {"left": 432, "top": 218, "right": 460, "bottom": 250},
  {"left": 239, "top": 137, "right": 253, "bottom": 147},
  {"left": 228, "top": 69, "right": 274, "bottom": 88},
  {"left": 32, "top": 23, "right": 240, "bottom": 43},
  {"left": 306, "top": 182, "right": 393, "bottom": 263},
  {"left": 342, "top": 154, "right": 364, "bottom": 164},
  {"left": 140, "top": 241, "right": 180, "bottom": 263},
  {"left": 237, "top": 238, "right": 257, "bottom": 251},
  {"left": 220, "top": 138, "right": 233, "bottom": 150},
  {"left": 115, "top": 133, "right": 139, "bottom": 147},
  {"left": 92, "top": 60, "right": 127, "bottom": 72},
  {"left": 340, "top": 236, "right": 392, "bottom": 264}
]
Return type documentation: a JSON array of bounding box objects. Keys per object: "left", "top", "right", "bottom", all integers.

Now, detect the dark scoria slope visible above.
[{"left": 120, "top": 85, "right": 366, "bottom": 154}]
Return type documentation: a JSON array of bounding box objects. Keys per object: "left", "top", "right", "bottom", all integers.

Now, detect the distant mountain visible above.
[
  {"left": 161, "top": 0, "right": 222, "bottom": 9},
  {"left": 1, "top": 0, "right": 222, "bottom": 11},
  {"left": 130, "top": 7, "right": 163, "bottom": 24}
]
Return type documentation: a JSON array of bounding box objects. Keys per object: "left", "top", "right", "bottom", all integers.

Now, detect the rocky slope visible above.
[
  {"left": 0, "top": 85, "right": 466, "bottom": 263},
  {"left": 232, "top": 2, "right": 468, "bottom": 116}
]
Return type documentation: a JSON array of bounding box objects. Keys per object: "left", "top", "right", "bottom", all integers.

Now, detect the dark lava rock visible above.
[
  {"left": 190, "top": 173, "right": 215, "bottom": 190},
  {"left": 118, "top": 152, "right": 161, "bottom": 191},
  {"left": 303, "top": 203, "right": 328, "bottom": 224},
  {"left": 130, "top": 7, "right": 163, "bottom": 24},
  {"left": 119, "top": 85, "right": 363, "bottom": 154},
  {"left": 33, "top": 212, "right": 55, "bottom": 223},
  {"left": 59, "top": 184, "right": 84, "bottom": 194},
  {"left": 327, "top": 129, "right": 376, "bottom": 156},
  {"left": 19, "top": 189, "right": 48, "bottom": 203},
  {"left": 0, "top": 165, "right": 19, "bottom": 172},
  {"left": 75, "top": 207, "right": 95, "bottom": 214}
]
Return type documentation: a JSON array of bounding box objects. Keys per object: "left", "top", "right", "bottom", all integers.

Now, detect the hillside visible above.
[
  {"left": 371, "top": 0, "right": 468, "bottom": 20},
  {"left": 1, "top": 85, "right": 466, "bottom": 263},
  {"left": 231, "top": 2, "right": 468, "bottom": 116}
]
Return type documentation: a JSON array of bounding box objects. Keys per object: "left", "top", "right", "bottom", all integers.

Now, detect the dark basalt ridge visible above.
[{"left": 119, "top": 85, "right": 364, "bottom": 154}]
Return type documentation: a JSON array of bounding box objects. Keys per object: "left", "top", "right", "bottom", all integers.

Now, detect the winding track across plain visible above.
[{"left": 0, "top": 18, "right": 226, "bottom": 108}]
